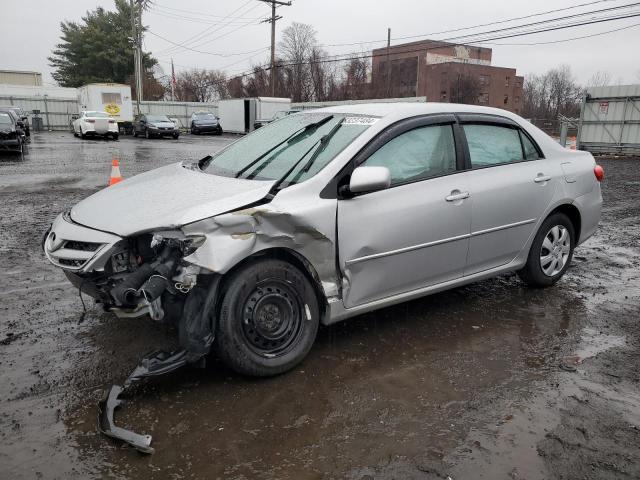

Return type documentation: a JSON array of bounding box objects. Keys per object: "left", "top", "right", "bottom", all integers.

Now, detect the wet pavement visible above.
[{"left": 1, "top": 132, "right": 639, "bottom": 480}]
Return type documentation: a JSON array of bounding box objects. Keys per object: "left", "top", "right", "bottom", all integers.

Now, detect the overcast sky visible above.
[{"left": 2, "top": 0, "right": 640, "bottom": 86}]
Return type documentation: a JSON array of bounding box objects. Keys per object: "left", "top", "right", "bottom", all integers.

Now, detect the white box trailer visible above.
[
  {"left": 218, "top": 97, "right": 291, "bottom": 134},
  {"left": 77, "top": 83, "right": 134, "bottom": 133}
]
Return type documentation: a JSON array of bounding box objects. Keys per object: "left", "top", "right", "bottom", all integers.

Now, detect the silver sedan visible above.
[{"left": 44, "top": 103, "right": 603, "bottom": 377}]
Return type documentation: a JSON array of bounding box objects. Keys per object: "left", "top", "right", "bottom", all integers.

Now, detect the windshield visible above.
[
  {"left": 203, "top": 113, "right": 376, "bottom": 185},
  {"left": 0, "top": 113, "right": 12, "bottom": 125},
  {"left": 147, "top": 115, "right": 170, "bottom": 122},
  {"left": 195, "top": 113, "right": 216, "bottom": 120},
  {"left": 86, "top": 111, "right": 109, "bottom": 118}
]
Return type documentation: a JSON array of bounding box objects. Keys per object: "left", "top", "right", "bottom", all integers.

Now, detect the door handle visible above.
[
  {"left": 534, "top": 174, "right": 551, "bottom": 183},
  {"left": 445, "top": 191, "right": 470, "bottom": 202}
]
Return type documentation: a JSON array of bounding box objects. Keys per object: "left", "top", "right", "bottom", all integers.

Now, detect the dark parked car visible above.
[
  {"left": 133, "top": 114, "right": 179, "bottom": 139},
  {"left": 0, "top": 112, "right": 27, "bottom": 159},
  {"left": 0, "top": 106, "right": 30, "bottom": 138},
  {"left": 190, "top": 111, "right": 222, "bottom": 135}
]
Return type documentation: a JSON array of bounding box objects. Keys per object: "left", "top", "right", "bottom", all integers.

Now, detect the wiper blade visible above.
[
  {"left": 270, "top": 117, "right": 343, "bottom": 193},
  {"left": 235, "top": 115, "right": 334, "bottom": 179}
]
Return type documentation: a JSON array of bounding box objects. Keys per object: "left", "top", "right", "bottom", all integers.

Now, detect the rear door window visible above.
[{"left": 463, "top": 124, "right": 523, "bottom": 167}]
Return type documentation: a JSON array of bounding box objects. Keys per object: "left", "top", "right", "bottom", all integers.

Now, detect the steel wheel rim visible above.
[
  {"left": 540, "top": 225, "right": 571, "bottom": 277},
  {"left": 241, "top": 280, "right": 304, "bottom": 358}
]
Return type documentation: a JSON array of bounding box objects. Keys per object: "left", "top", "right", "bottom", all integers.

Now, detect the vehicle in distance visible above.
[
  {"left": 190, "top": 111, "right": 222, "bottom": 135},
  {"left": 0, "top": 106, "right": 30, "bottom": 137},
  {"left": 0, "top": 111, "right": 27, "bottom": 159},
  {"left": 43, "top": 103, "right": 603, "bottom": 377},
  {"left": 72, "top": 111, "right": 119, "bottom": 140},
  {"left": 133, "top": 114, "right": 180, "bottom": 139}
]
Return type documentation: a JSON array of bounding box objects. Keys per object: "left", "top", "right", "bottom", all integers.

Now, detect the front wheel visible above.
[
  {"left": 518, "top": 213, "right": 575, "bottom": 288},
  {"left": 173, "top": 133, "right": 179, "bottom": 139},
  {"left": 145, "top": 129, "right": 151, "bottom": 139},
  {"left": 215, "top": 259, "right": 320, "bottom": 377}
]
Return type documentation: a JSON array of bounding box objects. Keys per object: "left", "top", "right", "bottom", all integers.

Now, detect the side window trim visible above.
[{"left": 518, "top": 128, "right": 545, "bottom": 160}]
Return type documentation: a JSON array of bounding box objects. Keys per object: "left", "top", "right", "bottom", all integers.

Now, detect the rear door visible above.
[
  {"left": 458, "top": 115, "right": 559, "bottom": 275},
  {"left": 337, "top": 115, "right": 472, "bottom": 308}
]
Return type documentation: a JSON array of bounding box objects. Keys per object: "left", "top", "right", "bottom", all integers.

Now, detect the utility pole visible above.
[
  {"left": 130, "top": 0, "right": 143, "bottom": 114},
  {"left": 258, "top": 0, "right": 291, "bottom": 97},
  {"left": 386, "top": 28, "right": 391, "bottom": 98}
]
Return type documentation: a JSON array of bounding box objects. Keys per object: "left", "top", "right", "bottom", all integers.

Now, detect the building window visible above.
[
  {"left": 478, "top": 92, "right": 489, "bottom": 103},
  {"left": 515, "top": 79, "right": 522, "bottom": 88},
  {"left": 505, "top": 76, "right": 510, "bottom": 87},
  {"left": 504, "top": 95, "right": 509, "bottom": 105},
  {"left": 479, "top": 75, "right": 490, "bottom": 86},
  {"left": 515, "top": 96, "right": 520, "bottom": 104},
  {"left": 440, "top": 90, "right": 447, "bottom": 100}
]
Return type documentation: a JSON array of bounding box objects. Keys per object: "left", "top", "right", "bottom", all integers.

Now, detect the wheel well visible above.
[
  {"left": 219, "top": 248, "right": 329, "bottom": 321},
  {"left": 549, "top": 204, "right": 582, "bottom": 243}
]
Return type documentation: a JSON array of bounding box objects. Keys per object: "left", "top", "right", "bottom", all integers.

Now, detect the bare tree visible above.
[
  {"left": 278, "top": 22, "right": 317, "bottom": 102},
  {"left": 174, "top": 69, "right": 229, "bottom": 102}
]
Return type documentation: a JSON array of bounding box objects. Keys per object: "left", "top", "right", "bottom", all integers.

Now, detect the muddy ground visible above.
[{"left": 0, "top": 132, "right": 638, "bottom": 480}]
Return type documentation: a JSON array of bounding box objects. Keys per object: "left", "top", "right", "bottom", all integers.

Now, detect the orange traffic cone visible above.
[{"left": 108, "top": 159, "right": 123, "bottom": 186}]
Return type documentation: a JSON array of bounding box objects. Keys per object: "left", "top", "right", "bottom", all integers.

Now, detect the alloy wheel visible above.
[{"left": 540, "top": 225, "right": 571, "bottom": 276}]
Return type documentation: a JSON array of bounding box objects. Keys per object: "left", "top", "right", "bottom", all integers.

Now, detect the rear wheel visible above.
[
  {"left": 518, "top": 212, "right": 575, "bottom": 288},
  {"left": 173, "top": 133, "right": 180, "bottom": 139},
  {"left": 215, "top": 259, "right": 320, "bottom": 377}
]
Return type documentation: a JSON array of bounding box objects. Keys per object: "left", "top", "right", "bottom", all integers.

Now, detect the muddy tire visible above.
[
  {"left": 518, "top": 212, "right": 575, "bottom": 288},
  {"left": 215, "top": 259, "right": 319, "bottom": 377}
]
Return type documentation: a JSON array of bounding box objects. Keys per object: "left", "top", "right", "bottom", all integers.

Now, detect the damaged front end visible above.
[{"left": 44, "top": 213, "right": 223, "bottom": 452}]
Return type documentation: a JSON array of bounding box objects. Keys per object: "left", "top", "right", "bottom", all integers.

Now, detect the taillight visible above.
[
  {"left": 594, "top": 165, "right": 604, "bottom": 182},
  {"left": 108, "top": 119, "right": 116, "bottom": 124},
  {"left": 86, "top": 119, "right": 95, "bottom": 123}
]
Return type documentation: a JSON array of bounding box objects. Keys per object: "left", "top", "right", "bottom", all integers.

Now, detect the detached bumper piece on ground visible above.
[{"left": 98, "top": 350, "right": 191, "bottom": 454}]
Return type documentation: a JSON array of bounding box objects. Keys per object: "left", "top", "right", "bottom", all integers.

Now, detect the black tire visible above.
[
  {"left": 145, "top": 128, "right": 151, "bottom": 139},
  {"left": 215, "top": 259, "right": 320, "bottom": 377},
  {"left": 133, "top": 129, "right": 138, "bottom": 137},
  {"left": 517, "top": 212, "right": 575, "bottom": 288},
  {"left": 113, "top": 134, "right": 119, "bottom": 141},
  {"left": 173, "top": 133, "right": 179, "bottom": 139},
  {"left": 191, "top": 126, "right": 198, "bottom": 135},
  {"left": 80, "top": 127, "right": 86, "bottom": 139}
]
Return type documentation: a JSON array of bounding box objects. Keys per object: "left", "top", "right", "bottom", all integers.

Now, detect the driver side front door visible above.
[{"left": 337, "top": 116, "right": 471, "bottom": 308}]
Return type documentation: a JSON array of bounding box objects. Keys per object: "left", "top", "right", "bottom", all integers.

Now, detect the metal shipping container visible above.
[{"left": 577, "top": 84, "right": 640, "bottom": 155}]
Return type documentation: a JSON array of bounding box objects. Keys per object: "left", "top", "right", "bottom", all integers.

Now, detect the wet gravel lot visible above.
[{"left": 1, "top": 132, "right": 639, "bottom": 480}]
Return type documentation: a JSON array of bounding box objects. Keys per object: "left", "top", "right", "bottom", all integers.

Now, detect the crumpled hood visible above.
[{"left": 70, "top": 162, "right": 274, "bottom": 236}]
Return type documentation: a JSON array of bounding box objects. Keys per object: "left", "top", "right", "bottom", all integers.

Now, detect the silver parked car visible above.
[{"left": 43, "top": 103, "right": 603, "bottom": 377}]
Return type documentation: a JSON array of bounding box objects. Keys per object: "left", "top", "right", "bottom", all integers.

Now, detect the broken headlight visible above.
[{"left": 151, "top": 232, "right": 206, "bottom": 257}]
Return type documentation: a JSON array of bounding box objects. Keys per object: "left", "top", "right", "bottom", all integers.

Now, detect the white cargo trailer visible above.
[
  {"left": 77, "top": 83, "right": 134, "bottom": 133},
  {"left": 218, "top": 97, "right": 291, "bottom": 134}
]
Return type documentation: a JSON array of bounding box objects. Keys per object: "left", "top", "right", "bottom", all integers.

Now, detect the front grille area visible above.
[
  {"left": 44, "top": 231, "right": 106, "bottom": 271},
  {"left": 63, "top": 240, "right": 101, "bottom": 252}
]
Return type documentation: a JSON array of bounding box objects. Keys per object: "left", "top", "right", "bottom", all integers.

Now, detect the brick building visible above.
[{"left": 371, "top": 40, "right": 524, "bottom": 113}]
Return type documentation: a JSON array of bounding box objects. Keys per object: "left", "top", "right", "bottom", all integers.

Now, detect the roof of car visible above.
[{"left": 311, "top": 102, "right": 522, "bottom": 121}]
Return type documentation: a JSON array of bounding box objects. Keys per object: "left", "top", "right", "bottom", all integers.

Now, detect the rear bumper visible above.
[{"left": 574, "top": 184, "right": 603, "bottom": 245}]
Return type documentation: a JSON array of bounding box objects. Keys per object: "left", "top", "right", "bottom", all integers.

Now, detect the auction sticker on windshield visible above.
[{"left": 342, "top": 116, "right": 379, "bottom": 125}]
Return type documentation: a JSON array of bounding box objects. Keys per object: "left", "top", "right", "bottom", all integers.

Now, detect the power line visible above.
[
  {"left": 151, "top": 2, "right": 264, "bottom": 20},
  {"left": 148, "top": 30, "right": 269, "bottom": 57},
  {"left": 155, "top": 0, "right": 257, "bottom": 55},
  {"left": 148, "top": 9, "right": 260, "bottom": 26},
  {"left": 316, "top": 0, "right": 629, "bottom": 48},
  {"left": 258, "top": 0, "right": 292, "bottom": 96}
]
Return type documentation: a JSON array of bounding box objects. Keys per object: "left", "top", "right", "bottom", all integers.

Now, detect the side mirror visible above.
[
  {"left": 21, "top": 116, "right": 28, "bottom": 121},
  {"left": 17, "top": 121, "right": 25, "bottom": 128},
  {"left": 348, "top": 166, "right": 391, "bottom": 195}
]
